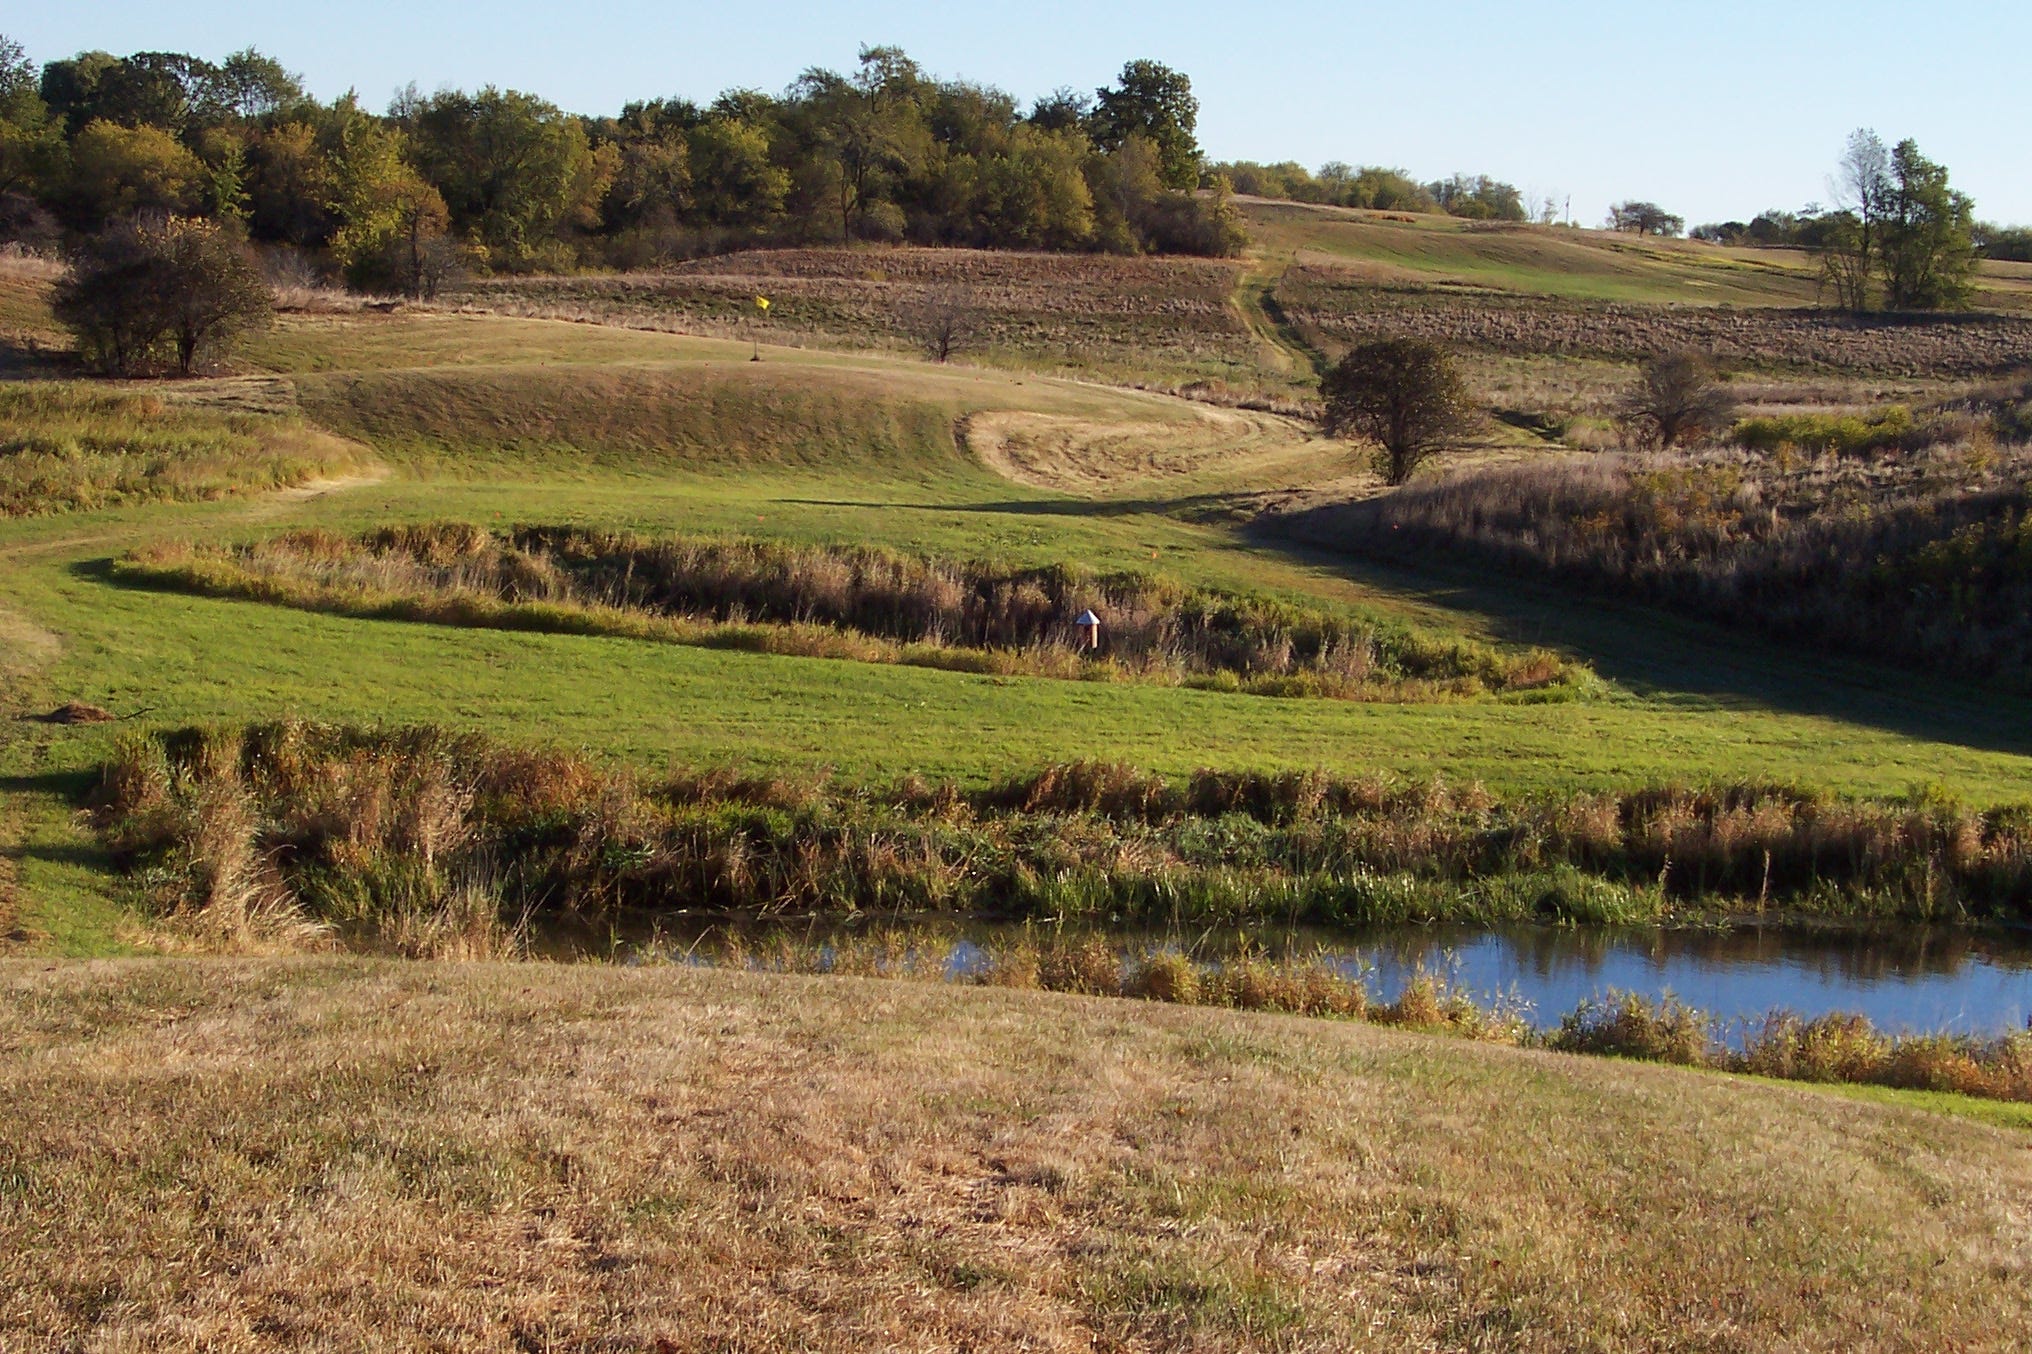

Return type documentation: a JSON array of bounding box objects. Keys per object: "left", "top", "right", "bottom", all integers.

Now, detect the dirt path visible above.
[{"left": 1231, "top": 252, "right": 1331, "bottom": 383}]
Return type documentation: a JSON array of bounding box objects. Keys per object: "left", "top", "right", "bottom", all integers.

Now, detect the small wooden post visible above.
[{"left": 1074, "top": 609, "right": 1101, "bottom": 652}]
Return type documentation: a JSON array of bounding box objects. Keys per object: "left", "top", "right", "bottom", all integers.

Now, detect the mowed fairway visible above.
[{"left": 1, "top": 959, "right": 2027, "bottom": 1351}]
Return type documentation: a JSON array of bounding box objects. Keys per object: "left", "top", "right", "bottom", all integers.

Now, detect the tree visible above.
[
  {"left": 151, "top": 216, "right": 271, "bottom": 372},
  {"left": 53, "top": 215, "right": 268, "bottom": 375},
  {"left": 794, "top": 47, "right": 927, "bottom": 243},
  {"left": 1089, "top": 60, "right": 1199, "bottom": 190},
  {"left": 1616, "top": 352, "right": 1734, "bottom": 450},
  {"left": 1815, "top": 130, "right": 1977, "bottom": 312},
  {"left": 1879, "top": 138, "right": 1976, "bottom": 310},
  {"left": 402, "top": 86, "right": 607, "bottom": 269},
  {"left": 58, "top": 119, "right": 205, "bottom": 226},
  {"left": 1607, "top": 201, "right": 1684, "bottom": 236},
  {"left": 1427, "top": 173, "right": 1525, "bottom": 221},
  {"left": 908, "top": 283, "right": 978, "bottom": 362},
  {"left": 1321, "top": 339, "right": 1477, "bottom": 486},
  {"left": 1819, "top": 129, "right": 1890, "bottom": 311}
]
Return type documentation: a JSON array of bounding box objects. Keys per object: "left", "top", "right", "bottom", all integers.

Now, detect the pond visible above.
[
  {"left": 590, "top": 917, "right": 2032, "bottom": 1039},
  {"left": 1343, "top": 923, "right": 2032, "bottom": 1038}
]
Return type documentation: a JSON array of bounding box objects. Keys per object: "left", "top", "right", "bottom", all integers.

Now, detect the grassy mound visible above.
[
  {"left": 0, "top": 384, "right": 372, "bottom": 517},
  {"left": 291, "top": 361, "right": 970, "bottom": 477}
]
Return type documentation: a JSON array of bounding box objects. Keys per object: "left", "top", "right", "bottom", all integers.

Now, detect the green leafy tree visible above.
[
  {"left": 687, "top": 116, "right": 788, "bottom": 226},
  {"left": 243, "top": 118, "right": 337, "bottom": 246},
  {"left": 58, "top": 119, "right": 205, "bottom": 226},
  {"left": 403, "top": 87, "right": 607, "bottom": 269},
  {"left": 1607, "top": 201, "right": 1684, "bottom": 236},
  {"left": 1880, "top": 139, "right": 1976, "bottom": 310},
  {"left": 1322, "top": 338, "right": 1478, "bottom": 486},
  {"left": 795, "top": 46, "right": 928, "bottom": 242},
  {"left": 1089, "top": 60, "right": 1199, "bottom": 190},
  {"left": 330, "top": 118, "right": 454, "bottom": 296}
]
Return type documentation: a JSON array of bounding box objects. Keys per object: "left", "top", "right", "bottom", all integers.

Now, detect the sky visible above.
[{"left": 10, "top": 0, "right": 2030, "bottom": 227}]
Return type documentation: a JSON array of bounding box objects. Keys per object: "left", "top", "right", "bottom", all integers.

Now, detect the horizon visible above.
[{"left": 8, "top": 0, "right": 2030, "bottom": 230}]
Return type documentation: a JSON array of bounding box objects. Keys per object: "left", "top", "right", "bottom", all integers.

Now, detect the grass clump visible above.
[
  {"left": 116, "top": 522, "right": 1581, "bottom": 702},
  {"left": 1732, "top": 405, "right": 1916, "bottom": 456},
  {"left": 0, "top": 383, "right": 371, "bottom": 517}
]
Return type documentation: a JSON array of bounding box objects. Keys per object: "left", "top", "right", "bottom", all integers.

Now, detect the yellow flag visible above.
[{"left": 754, "top": 296, "right": 771, "bottom": 311}]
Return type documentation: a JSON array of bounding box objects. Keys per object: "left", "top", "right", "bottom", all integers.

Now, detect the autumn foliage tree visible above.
[{"left": 1321, "top": 339, "right": 1477, "bottom": 486}]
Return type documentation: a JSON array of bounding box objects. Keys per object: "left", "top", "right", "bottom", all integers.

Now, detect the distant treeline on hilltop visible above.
[{"left": 0, "top": 40, "right": 1265, "bottom": 294}]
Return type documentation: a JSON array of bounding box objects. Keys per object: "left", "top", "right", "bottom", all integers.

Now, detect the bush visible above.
[
  {"left": 52, "top": 216, "right": 271, "bottom": 376},
  {"left": 1732, "top": 406, "right": 1915, "bottom": 457},
  {"left": 1550, "top": 992, "right": 1713, "bottom": 1065}
]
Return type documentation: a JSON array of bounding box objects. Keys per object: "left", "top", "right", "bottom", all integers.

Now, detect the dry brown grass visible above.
[
  {"left": 448, "top": 245, "right": 1269, "bottom": 394},
  {"left": 0, "top": 959, "right": 2026, "bottom": 1351},
  {"left": 1276, "top": 260, "right": 2032, "bottom": 378}
]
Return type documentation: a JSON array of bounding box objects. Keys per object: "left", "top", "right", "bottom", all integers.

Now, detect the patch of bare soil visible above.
[{"left": 23, "top": 702, "right": 117, "bottom": 725}]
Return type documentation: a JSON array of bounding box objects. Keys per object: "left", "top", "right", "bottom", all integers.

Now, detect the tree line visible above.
[
  {"left": 0, "top": 37, "right": 1247, "bottom": 298},
  {"left": 1205, "top": 159, "right": 1533, "bottom": 221}
]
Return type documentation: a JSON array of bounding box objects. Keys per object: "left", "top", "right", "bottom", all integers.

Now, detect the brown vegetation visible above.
[
  {"left": 449, "top": 246, "right": 1264, "bottom": 389},
  {"left": 1279, "top": 431, "right": 2032, "bottom": 687},
  {"left": 93, "top": 725, "right": 2032, "bottom": 961},
  {"left": 0, "top": 383, "right": 372, "bottom": 518},
  {"left": 1276, "top": 262, "right": 2032, "bottom": 375},
  {"left": 4, "top": 960, "right": 2027, "bottom": 1349},
  {"left": 117, "top": 523, "right": 1575, "bottom": 701}
]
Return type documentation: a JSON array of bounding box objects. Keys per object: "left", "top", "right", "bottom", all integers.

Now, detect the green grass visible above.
[
  {"left": 1239, "top": 198, "right": 2032, "bottom": 311},
  {"left": 7, "top": 306, "right": 2032, "bottom": 953}
]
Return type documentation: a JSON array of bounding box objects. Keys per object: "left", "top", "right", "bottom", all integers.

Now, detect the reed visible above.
[{"left": 114, "top": 522, "right": 1582, "bottom": 702}]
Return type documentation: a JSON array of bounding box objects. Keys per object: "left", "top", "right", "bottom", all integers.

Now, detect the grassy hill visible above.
[
  {"left": 2, "top": 959, "right": 2026, "bottom": 1351},
  {"left": 6, "top": 201, "right": 2032, "bottom": 1347}
]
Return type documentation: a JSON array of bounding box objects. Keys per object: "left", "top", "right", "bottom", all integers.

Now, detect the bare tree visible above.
[
  {"left": 1819, "top": 129, "right": 1891, "bottom": 312},
  {"left": 909, "top": 284, "right": 979, "bottom": 363},
  {"left": 1616, "top": 352, "right": 1735, "bottom": 450},
  {"left": 1321, "top": 338, "right": 1478, "bottom": 486}
]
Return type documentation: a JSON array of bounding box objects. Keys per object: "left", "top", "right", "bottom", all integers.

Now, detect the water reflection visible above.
[{"left": 1352, "top": 924, "right": 2032, "bottom": 1037}]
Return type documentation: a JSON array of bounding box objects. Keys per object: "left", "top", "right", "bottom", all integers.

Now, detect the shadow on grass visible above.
[
  {"left": 1, "top": 770, "right": 102, "bottom": 805},
  {"left": 1248, "top": 525, "right": 2032, "bottom": 763}
]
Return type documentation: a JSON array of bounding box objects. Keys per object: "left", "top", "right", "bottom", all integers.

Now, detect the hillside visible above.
[
  {"left": 2, "top": 960, "right": 2026, "bottom": 1351},
  {"left": 4, "top": 215, "right": 2032, "bottom": 1348}
]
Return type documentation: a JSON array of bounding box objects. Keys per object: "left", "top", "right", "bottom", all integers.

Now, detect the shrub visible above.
[
  {"left": 1732, "top": 406, "right": 1915, "bottom": 457},
  {"left": 53, "top": 216, "right": 271, "bottom": 376},
  {"left": 1550, "top": 992, "right": 1713, "bottom": 1065}
]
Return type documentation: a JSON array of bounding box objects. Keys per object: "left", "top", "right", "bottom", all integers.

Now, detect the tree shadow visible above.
[{"left": 1249, "top": 525, "right": 2032, "bottom": 761}]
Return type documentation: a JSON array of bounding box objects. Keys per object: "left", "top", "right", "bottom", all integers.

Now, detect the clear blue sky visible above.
[{"left": 11, "top": 0, "right": 2029, "bottom": 226}]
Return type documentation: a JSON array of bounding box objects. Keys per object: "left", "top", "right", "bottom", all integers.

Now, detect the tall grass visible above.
[
  {"left": 117, "top": 522, "right": 1580, "bottom": 701},
  {"left": 95, "top": 725, "right": 2032, "bottom": 952},
  {"left": 0, "top": 384, "right": 372, "bottom": 517},
  {"left": 1295, "top": 435, "right": 2032, "bottom": 686}
]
